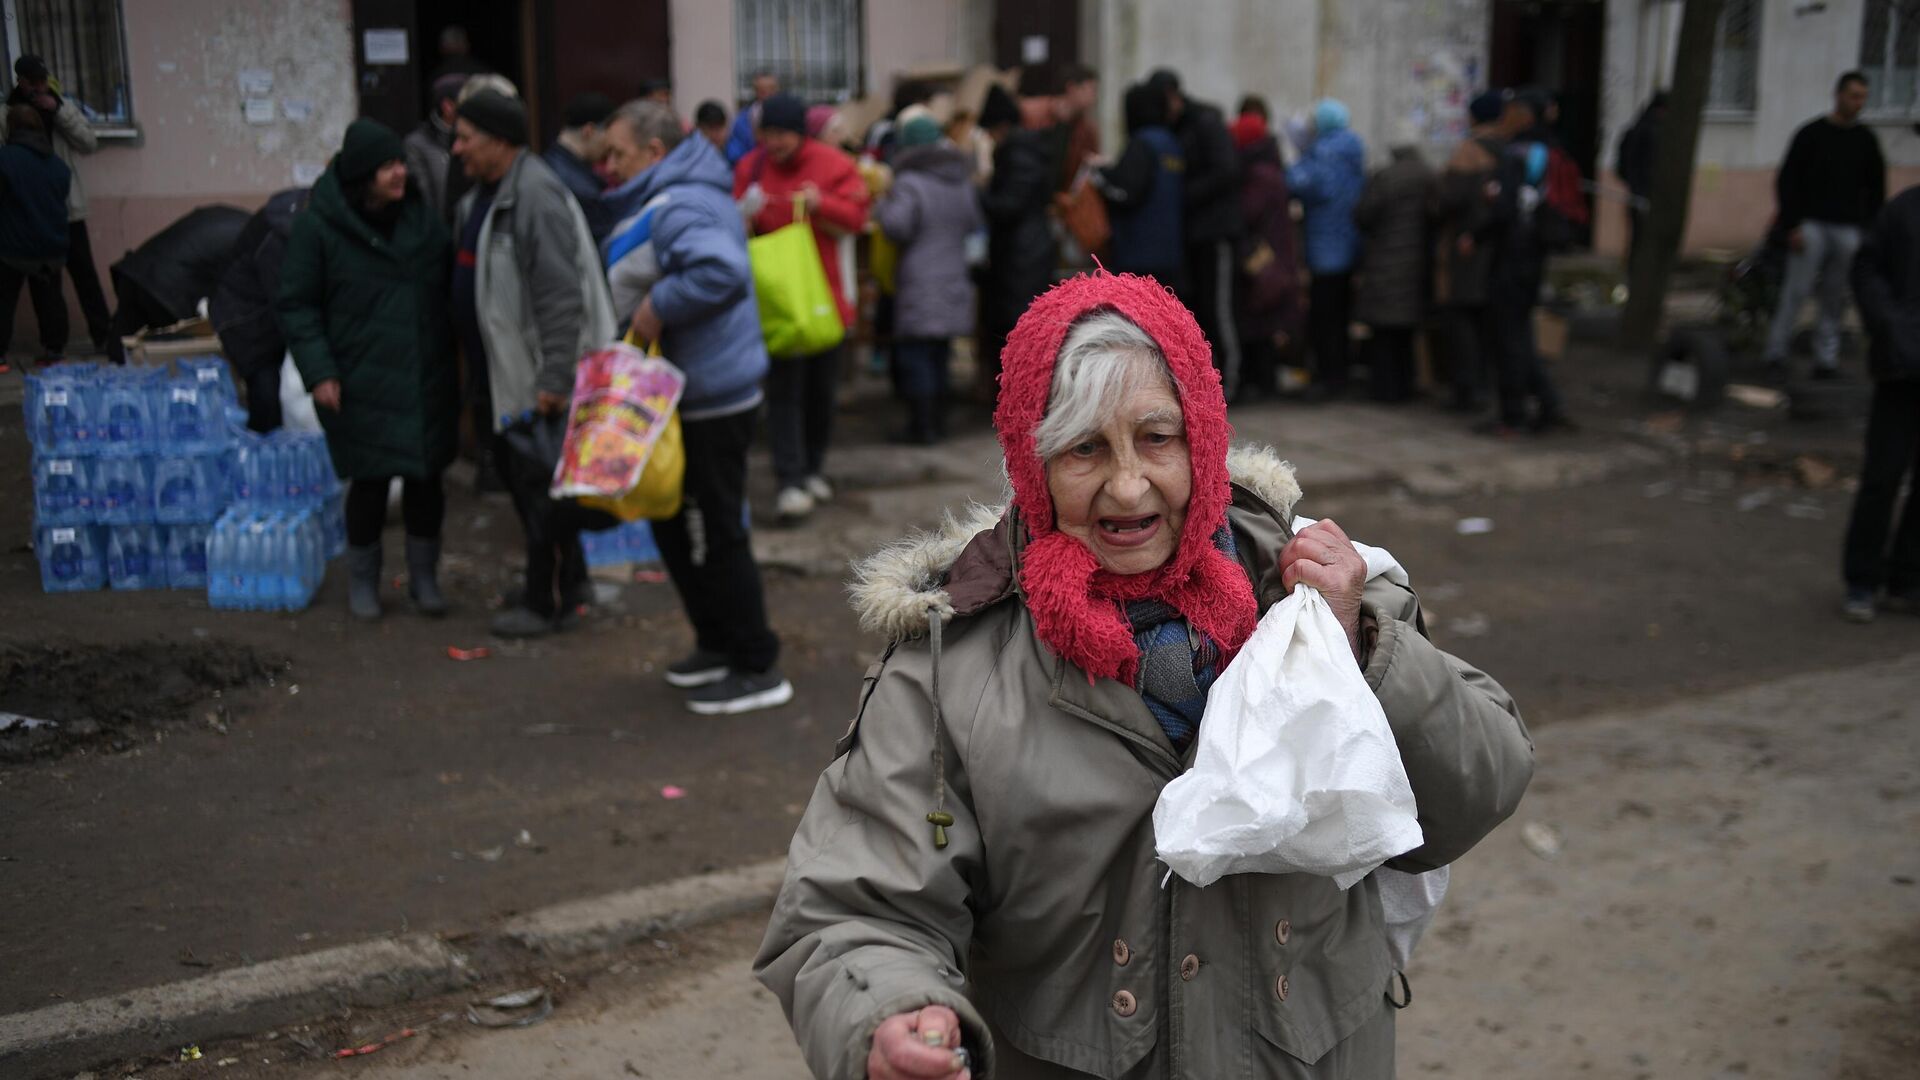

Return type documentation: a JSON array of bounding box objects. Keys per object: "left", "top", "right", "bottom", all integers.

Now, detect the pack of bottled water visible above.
[
  {"left": 22, "top": 356, "right": 306, "bottom": 595},
  {"left": 582, "top": 519, "right": 663, "bottom": 568},
  {"left": 206, "top": 507, "right": 329, "bottom": 611}
]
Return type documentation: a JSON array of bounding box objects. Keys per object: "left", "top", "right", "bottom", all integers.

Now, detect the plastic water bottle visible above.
[
  {"left": 321, "top": 492, "right": 346, "bottom": 558},
  {"left": 155, "top": 376, "right": 224, "bottom": 453},
  {"left": 92, "top": 456, "right": 153, "bottom": 525},
  {"left": 152, "top": 454, "right": 209, "bottom": 524},
  {"left": 207, "top": 514, "right": 236, "bottom": 607},
  {"left": 165, "top": 523, "right": 211, "bottom": 590},
  {"left": 177, "top": 355, "right": 237, "bottom": 406},
  {"left": 97, "top": 368, "right": 156, "bottom": 453},
  {"left": 32, "top": 456, "right": 93, "bottom": 526},
  {"left": 37, "top": 524, "right": 107, "bottom": 592},
  {"left": 107, "top": 524, "right": 163, "bottom": 590},
  {"left": 31, "top": 369, "right": 95, "bottom": 453}
]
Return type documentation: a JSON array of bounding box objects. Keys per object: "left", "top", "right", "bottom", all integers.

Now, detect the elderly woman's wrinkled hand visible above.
[
  {"left": 1278, "top": 519, "right": 1369, "bottom": 662},
  {"left": 868, "top": 1005, "right": 971, "bottom": 1080}
]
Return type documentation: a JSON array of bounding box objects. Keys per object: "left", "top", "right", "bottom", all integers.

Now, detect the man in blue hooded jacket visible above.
[
  {"left": 1288, "top": 99, "right": 1366, "bottom": 398},
  {"left": 599, "top": 98, "right": 789, "bottom": 716}
]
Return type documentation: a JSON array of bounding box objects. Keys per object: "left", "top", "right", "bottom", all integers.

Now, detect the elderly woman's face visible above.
[{"left": 1046, "top": 381, "right": 1191, "bottom": 576}]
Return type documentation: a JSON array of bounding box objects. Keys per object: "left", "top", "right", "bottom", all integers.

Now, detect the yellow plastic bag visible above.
[
  {"left": 749, "top": 197, "right": 846, "bottom": 358},
  {"left": 870, "top": 224, "right": 898, "bottom": 296},
  {"left": 575, "top": 335, "right": 685, "bottom": 521}
]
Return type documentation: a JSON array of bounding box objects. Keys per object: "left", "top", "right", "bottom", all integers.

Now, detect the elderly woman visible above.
[{"left": 756, "top": 272, "right": 1532, "bottom": 1079}]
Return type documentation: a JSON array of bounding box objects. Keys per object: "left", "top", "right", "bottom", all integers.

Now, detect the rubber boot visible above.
[
  {"left": 406, "top": 536, "right": 449, "bottom": 617},
  {"left": 347, "top": 544, "right": 383, "bottom": 622}
]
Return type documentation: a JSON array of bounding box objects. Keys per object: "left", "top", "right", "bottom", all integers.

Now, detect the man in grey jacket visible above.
[
  {"left": 452, "top": 90, "right": 618, "bottom": 639},
  {"left": 0, "top": 56, "right": 116, "bottom": 363}
]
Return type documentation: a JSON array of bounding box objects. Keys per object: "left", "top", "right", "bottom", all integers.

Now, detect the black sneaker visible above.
[
  {"left": 665, "top": 649, "right": 730, "bottom": 688},
  {"left": 685, "top": 669, "right": 794, "bottom": 715}
]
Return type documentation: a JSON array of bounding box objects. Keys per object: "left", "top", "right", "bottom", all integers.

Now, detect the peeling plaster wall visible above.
[
  {"left": 17, "top": 0, "right": 355, "bottom": 348},
  {"left": 1090, "top": 0, "right": 1484, "bottom": 168},
  {"left": 1317, "top": 0, "right": 1488, "bottom": 165}
]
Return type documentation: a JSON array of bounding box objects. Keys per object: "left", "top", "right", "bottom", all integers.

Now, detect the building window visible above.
[
  {"left": 1860, "top": 0, "right": 1920, "bottom": 113},
  {"left": 736, "top": 0, "right": 865, "bottom": 104},
  {"left": 2, "top": 0, "right": 133, "bottom": 130},
  {"left": 1707, "top": 0, "right": 1761, "bottom": 113}
]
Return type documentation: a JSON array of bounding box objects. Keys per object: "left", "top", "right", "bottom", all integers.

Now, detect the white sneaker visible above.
[
  {"left": 804, "top": 475, "right": 834, "bottom": 503},
  {"left": 776, "top": 486, "right": 815, "bottom": 521}
]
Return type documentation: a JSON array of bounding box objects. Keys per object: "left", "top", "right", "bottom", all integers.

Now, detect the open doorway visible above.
[
  {"left": 1489, "top": 0, "right": 1605, "bottom": 246},
  {"left": 417, "top": 0, "right": 525, "bottom": 109}
]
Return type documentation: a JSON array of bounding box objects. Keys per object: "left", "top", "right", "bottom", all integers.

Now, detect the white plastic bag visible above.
[
  {"left": 1153, "top": 584, "right": 1423, "bottom": 890},
  {"left": 278, "top": 351, "right": 320, "bottom": 434}
]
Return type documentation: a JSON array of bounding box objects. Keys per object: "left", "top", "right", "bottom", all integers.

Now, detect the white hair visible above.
[
  {"left": 458, "top": 73, "right": 519, "bottom": 104},
  {"left": 1030, "top": 311, "right": 1178, "bottom": 461}
]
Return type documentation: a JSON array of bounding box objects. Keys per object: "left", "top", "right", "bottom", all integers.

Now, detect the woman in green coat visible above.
[{"left": 279, "top": 119, "right": 459, "bottom": 621}]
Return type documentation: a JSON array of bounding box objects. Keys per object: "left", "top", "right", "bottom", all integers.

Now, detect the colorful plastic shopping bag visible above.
[{"left": 552, "top": 338, "right": 686, "bottom": 521}]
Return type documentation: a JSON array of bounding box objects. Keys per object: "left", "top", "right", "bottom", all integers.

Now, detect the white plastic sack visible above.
[
  {"left": 278, "top": 351, "right": 321, "bottom": 434},
  {"left": 1153, "top": 584, "right": 1423, "bottom": 890}
]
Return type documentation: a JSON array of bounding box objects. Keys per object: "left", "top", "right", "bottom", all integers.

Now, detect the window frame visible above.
[
  {"left": 1859, "top": 0, "right": 1920, "bottom": 120},
  {"left": 2, "top": 0, "right": 138, "bottom": 139},
  {"left": 734, "top": 0, "right": 867, "bottom": 105},
  {"left": 1703, "top": 0, "right": 1762, "bottom": 118}
]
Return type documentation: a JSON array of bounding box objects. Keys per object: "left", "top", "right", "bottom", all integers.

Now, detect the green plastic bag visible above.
[{"left": 749, "top": 198, "right": 846, "bottom": 359}]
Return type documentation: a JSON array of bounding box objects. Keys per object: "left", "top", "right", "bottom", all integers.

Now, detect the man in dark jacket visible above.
[
  {"left": 1841, "top": 183, "right": 1920, "bottom": 622},
  {"left": 1480, "top": 92, "right": 1569, "bottom": 435},
  {"left": 1148, "top": 69, "right": 1243, "bottom": 397},
  {"left": 211, "top": 187, "right": 308, "bottom": 431},
  {"left": 1354, "top": 145, "right": 1434, "bottom": 403},
  {"left": 1767, "top": 71, "right": 1886, "bottom": 378},
  {"left": 1, "top": 56, "right": 116, "bottom": 363},
  {"left": 405, "top": 74, "right": 465, "bottom": 225},
  {"left": 603, "top": 99, "right": 791, "bottom": 715},
  {"left": 1616, "top": 91, "right": 1666, "bottom": 272},
  {"left": 108, "top": 204, "right": 250, "bottom": 335},
  {"left": 543, "top": 92, "right": 613, "bottom": 236},
  {"left": 1434, "top": 92, "right": 1508, "bottom": 413},
  {"left": 0, "top": 103, "right": 68, "bottom": 369},
  {"left": 978, "top": 84, "right": 1055, "bottom": 402}
]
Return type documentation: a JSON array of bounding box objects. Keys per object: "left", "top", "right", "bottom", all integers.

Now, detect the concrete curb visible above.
[{"left": 1, "top": 858, "right": 789, "bottom": 1079}]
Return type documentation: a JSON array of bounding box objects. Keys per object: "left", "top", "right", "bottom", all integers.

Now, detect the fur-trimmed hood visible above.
[{"left": 851, "top": 445, "right": 1302, "bottom": 642}]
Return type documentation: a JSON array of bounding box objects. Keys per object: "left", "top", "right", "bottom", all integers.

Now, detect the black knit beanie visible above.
[
  {"left": 759, "top": 93, "right": 807, "bottom": 135},
  {"left": 336, "top": 118, "right": 405, "bottom": 183},
  {"left": 457, "top": 90, "right": 529, "bottom": 147}
]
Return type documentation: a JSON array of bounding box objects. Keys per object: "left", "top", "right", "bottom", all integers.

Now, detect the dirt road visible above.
[{"left": 133, "top": 654, "right": 1920, "bottom": 1080}]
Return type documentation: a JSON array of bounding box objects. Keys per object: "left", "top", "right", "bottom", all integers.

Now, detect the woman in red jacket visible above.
[{"left": 735, "top": 93, "right": 870, "bottom": 522}]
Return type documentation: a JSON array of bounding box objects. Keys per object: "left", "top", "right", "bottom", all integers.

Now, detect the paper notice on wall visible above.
[
  {"left": 292, "top": 161, "right": 324, "bottom": 186},
  {"left": 363, "top": 28, "right": 409, "bottom": 65},
  {"left": 243, "top": 98, "right": 275, "bottom": 124},
  {"left": 238, "top": 68, "right": 273, "bottom": 96},
  {"left": 1022, "top": 35, "right": 1049, "bottom": 64},
  {"left": 282, "top": 98, "right": 313, "bottom": 123}
]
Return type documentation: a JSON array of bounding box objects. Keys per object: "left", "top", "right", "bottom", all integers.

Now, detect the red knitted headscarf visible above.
[{"left": 996, "top": 272, "right": 1258, "bottom": 686}]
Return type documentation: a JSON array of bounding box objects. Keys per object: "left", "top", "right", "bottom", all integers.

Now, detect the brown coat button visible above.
[
  {"left": 1112, "top": 939, "right": 1131, "bottom": 966},
  {"left": 1180, "top": 954, "right": 1201, "bottom": 981},
  {"left": 1276, "top": 975, "right": 1291, "bottom": 1001},
  {"left": 1112, "top": 990, "right": 1138, "bottom": 1017},
  {"left": 1275, "top": 919, "right": 1292, "bottom": 945}
]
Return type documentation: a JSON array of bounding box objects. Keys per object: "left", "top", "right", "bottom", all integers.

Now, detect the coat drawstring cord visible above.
[{"left": 925, "top": 605, "right": 954, "bottom": 849}]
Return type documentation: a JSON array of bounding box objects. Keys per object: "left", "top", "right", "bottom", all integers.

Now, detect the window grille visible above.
[
  {"left": 3, "top": 0, "right": 133, "bottom": 128},
  {"left": 1860, "top": 0, "right": 1920, "bottom": 112},
  {"left": 1707, "top": 0, "right": 1761, "bottom": 113},
  {"left": 735, "top": 0, "right": 865, "bottom": 104}
]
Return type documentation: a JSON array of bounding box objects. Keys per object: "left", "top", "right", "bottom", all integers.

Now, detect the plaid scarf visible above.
[{"left": 1125, "top": 526, "right": 1237, "bottom": 754}]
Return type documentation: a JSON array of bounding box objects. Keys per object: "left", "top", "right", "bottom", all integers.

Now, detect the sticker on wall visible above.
[
  {"left": 363, "top": 28, "right": 409, "bottom": 65},
  {"left": 244, "top": 98, "right": 276, "bottom": 125},
  {"left": 283, "top": 99, "right": 313, "bottom": 123},
  {"left": 238, "top": 68, "right": 273, "bottom": 97}
]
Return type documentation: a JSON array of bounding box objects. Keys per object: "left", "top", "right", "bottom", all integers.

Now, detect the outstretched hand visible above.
[
  {"left": 868, "top": 1004, "right": 970, "bottom": 1080},
  {"left": 1278, "top": 518, "right": 1369, "bottom": 662}
]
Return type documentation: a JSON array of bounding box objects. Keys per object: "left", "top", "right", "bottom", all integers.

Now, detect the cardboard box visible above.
[
  {"left": 123, "top": 317, "right": 224, "bottom": 366},
  {"left": 1534, "top": 310, "right": 1570, "bottom": 362}
]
